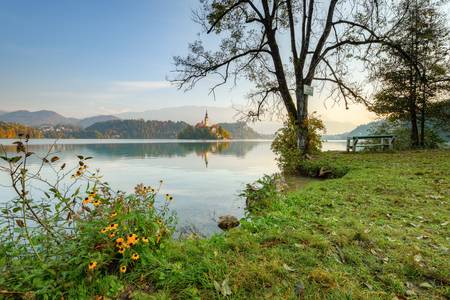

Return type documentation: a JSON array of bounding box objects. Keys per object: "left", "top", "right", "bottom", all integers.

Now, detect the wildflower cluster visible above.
[
  {"left": 80, "top": 182, "right": 175, "bottom": 275},
  {"left": 0, "top": 140, "right": 176, "bottom": 297}
]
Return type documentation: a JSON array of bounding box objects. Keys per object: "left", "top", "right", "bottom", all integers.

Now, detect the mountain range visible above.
[{"left": 0, "top": 110, "right": 119, "bottom": 128}]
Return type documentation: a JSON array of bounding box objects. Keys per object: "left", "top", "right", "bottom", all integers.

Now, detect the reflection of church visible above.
[{"left": 196, "top": 141, "right": 231, "bottom": 168}]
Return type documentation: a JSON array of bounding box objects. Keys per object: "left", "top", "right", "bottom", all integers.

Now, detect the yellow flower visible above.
[
  {"left": 156, "top": 219, "right": 163, "bottom": 226},
  {"left": 131, "top": 253, "right": 140, "bottom": 261},
  {"left": 116, "top": 237, "right": 124, "bottom": 244},
  {"left": 108, "top": 232, "right": 116, "bottom": 238},
  {"left": 93, "top": 200, "right": 101, "bottom": 207},
  {"left": 141, "top": 237, "right": 149, "bottom": 244},
  {"left": 109, "top": 223, "right": 119, "bottom": 230},
  {"left": 88, "top": 261, "right": 97, "bottom": 270},
  {"left": 100, "top": 228, "right": 108, "bottom": 234},
  {"left": 82, "top": 197, "right": 92, "bottom": 205},
  {"left": 120, "top": 265, "right": 127, "bottom": 273},
  {"left": 118, "top": 247, "right": 125, "bottom": 254},
  {"left": 110, "top": 212, "right": 117, "bottom": 218}
]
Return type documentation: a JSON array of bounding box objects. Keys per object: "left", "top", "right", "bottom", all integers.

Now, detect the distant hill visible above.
[
  {"left": 0, "top": 110, "right": 78, "bottom": 127},
  {"left": 218, "top": 122, "right": 266, "bottom": 139},
  {"left": 0, "top": 110, "right": 118, "bottom": 128},
  {"left": 78, "top": 115, "right": 120, "bottom": 128},
  {"left": 85, "top": 119, "right": 190, "bottom": 139},
  {"left": 323, "top": 121, "right": 384, "bottom": 140},
  {"left": 0, "top": 111, "right": 7, "bottom": 116}
]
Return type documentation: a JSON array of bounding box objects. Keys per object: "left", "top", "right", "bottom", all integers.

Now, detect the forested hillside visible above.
[
  {"left": 0, "top": 122, "right": 43, "bottom": 138},
  {"left": 85, "top": 119, "right": 189, "bottom": 139}
]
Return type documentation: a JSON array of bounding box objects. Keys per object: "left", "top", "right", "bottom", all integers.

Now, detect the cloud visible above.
[{"left": 111, "top": 81, "right": 173, "bottom": 92}]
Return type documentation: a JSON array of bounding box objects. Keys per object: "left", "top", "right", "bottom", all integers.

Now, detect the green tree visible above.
[{"left": 369, "top": 0, "right": 450, "bottom": 147}]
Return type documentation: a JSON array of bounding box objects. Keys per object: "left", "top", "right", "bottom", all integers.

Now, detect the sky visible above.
[{"left": 0, "top": 0, "right": 377, "bottom": 126}]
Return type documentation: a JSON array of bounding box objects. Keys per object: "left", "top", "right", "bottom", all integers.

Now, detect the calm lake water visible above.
[{"left": 0, "top": 139, "right": 346, "bottom": 235}]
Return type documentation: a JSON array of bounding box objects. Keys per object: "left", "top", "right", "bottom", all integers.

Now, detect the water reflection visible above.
[
  {"left": 0, "top": 140, "right": 277, "bottom": 235},
  {"left": 0, "top": 141, "right": 260, "bottom": 163}
]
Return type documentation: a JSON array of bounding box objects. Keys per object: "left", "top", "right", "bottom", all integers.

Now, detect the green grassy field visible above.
[
  {"left": 130, "top": 150, "right": 449, "bottom": 299},
  {"left": 2, "top": 150, "right": 449, "bottom": 299}
]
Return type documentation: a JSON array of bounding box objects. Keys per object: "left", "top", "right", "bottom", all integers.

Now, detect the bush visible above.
[
  {"left": 0, "top": 138, "right": 175, "bottom": 297},
  {"left": 240, "top": 174, "right": 283, "bottom": 212},
  {"left": 271, "top": 114, "right": 325, "bottom": 174}
]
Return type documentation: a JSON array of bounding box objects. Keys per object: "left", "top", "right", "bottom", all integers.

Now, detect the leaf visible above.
[
  {"left": 60, "top": 163, "right": 66, "bottom": 170},
  {"left": 213, "top": 281, "right": 221, "bottom": 293},
  {"left": 85, "top": 156, "right": 93, "bottom": 160},
  {"left": 15, "top": 220, "right": 25, "bottom": 227},
  {"left": 77, "top": 155, "right": 84, "bottom": 160},
  {"left": 9, "top": 156, "right": 21, "bottom": 163},
  {"left": 419, "top": 282, "right": 433, "bottom": 289},
  {"left": 221, "top": 279, "right": 232, "bottom": 296},
  {"left": 283, "top": 263, "right": 295, "bottom": 272}
]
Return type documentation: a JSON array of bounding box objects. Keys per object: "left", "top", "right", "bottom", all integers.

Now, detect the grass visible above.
[
  {"left": 128, "top": 150, "right": 449, "bottom": 299},
  {"left": 2, "top": 150, "right": 449, "bottom": 299}
]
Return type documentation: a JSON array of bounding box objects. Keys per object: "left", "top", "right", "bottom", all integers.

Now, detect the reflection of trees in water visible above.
[{"left": 1, "top": 141, "right": 263, "bottom": 161}]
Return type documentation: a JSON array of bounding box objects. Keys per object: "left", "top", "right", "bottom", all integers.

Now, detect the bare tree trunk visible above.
[
  {"left": 410, "top": 103, "right": 420, "bottom": 147},
  {"left": 420, "top": 96, "right": 426, "bottom": 147},
  {"left": 296, "top": 87, "right": 309, "bottom": 154}
]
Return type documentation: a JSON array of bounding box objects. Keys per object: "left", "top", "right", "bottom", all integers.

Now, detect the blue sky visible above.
[{"left": 0, "top": 0, "right": 375, "bottom": 124}]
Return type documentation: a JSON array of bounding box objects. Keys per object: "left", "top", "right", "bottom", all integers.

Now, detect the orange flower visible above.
[
  {"left": 82, "top": 197, "right": 92, "bottom": 205},
  {"left": 116, "top": 237, "right": 124, "bottom": 244},
  {"left": 108, "top": 232, "right": 116, "bottom": 238},
  {"left": 131, "top": 253, "right": 140, "bottom": 261},
  {"left": 120, "top": 265, "right": 127, "bottom": 273},
  {"left": 126, "top": 233, "right": 138, "bottom": 245},
  {"left": 88, "top": 261, "right": 97, "bottom": 270}
]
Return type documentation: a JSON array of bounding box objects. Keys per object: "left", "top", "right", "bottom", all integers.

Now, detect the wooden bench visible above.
[{"left": 346, "top": 135, "right": 395, "bottom": 152}]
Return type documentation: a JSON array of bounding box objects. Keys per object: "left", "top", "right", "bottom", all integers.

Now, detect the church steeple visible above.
[{"left": 204, "top": 109, "right": 209, "bottom": 126}]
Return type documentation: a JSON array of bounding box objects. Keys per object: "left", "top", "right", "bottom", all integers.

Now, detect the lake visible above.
[{"left": 0, "top": 139, "right": 346, "bottom": 235}]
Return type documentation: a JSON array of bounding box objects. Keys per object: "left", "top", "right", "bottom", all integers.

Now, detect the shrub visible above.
[
  {"left": 271, "top": 114, "right": 325, "bottom": 174},
  {"left": 0, "top": 138, "right": 175, "bottom": 297},
  {"left": 240, "top": 174, "right": 283, "bottom": 212}
]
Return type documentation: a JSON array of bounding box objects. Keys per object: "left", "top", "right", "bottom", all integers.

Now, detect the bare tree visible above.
[{"left": 173, "top": 0, "right": 408, "bottom": 154}]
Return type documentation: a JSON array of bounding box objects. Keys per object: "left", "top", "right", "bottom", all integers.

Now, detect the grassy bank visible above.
[
  {"left": 2, "top": 150, "right": 449, "bottom": 299},
  {"left": 135, "top": 150, "right": 449, "bottom": 299}
]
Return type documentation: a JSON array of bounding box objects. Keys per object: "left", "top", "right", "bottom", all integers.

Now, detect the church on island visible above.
[
  {"left": 195, "top": 109, "right": 210, "bottom": 128},
  {"left": 177, "top": 109, "right": 231, "bottom": 140}
]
